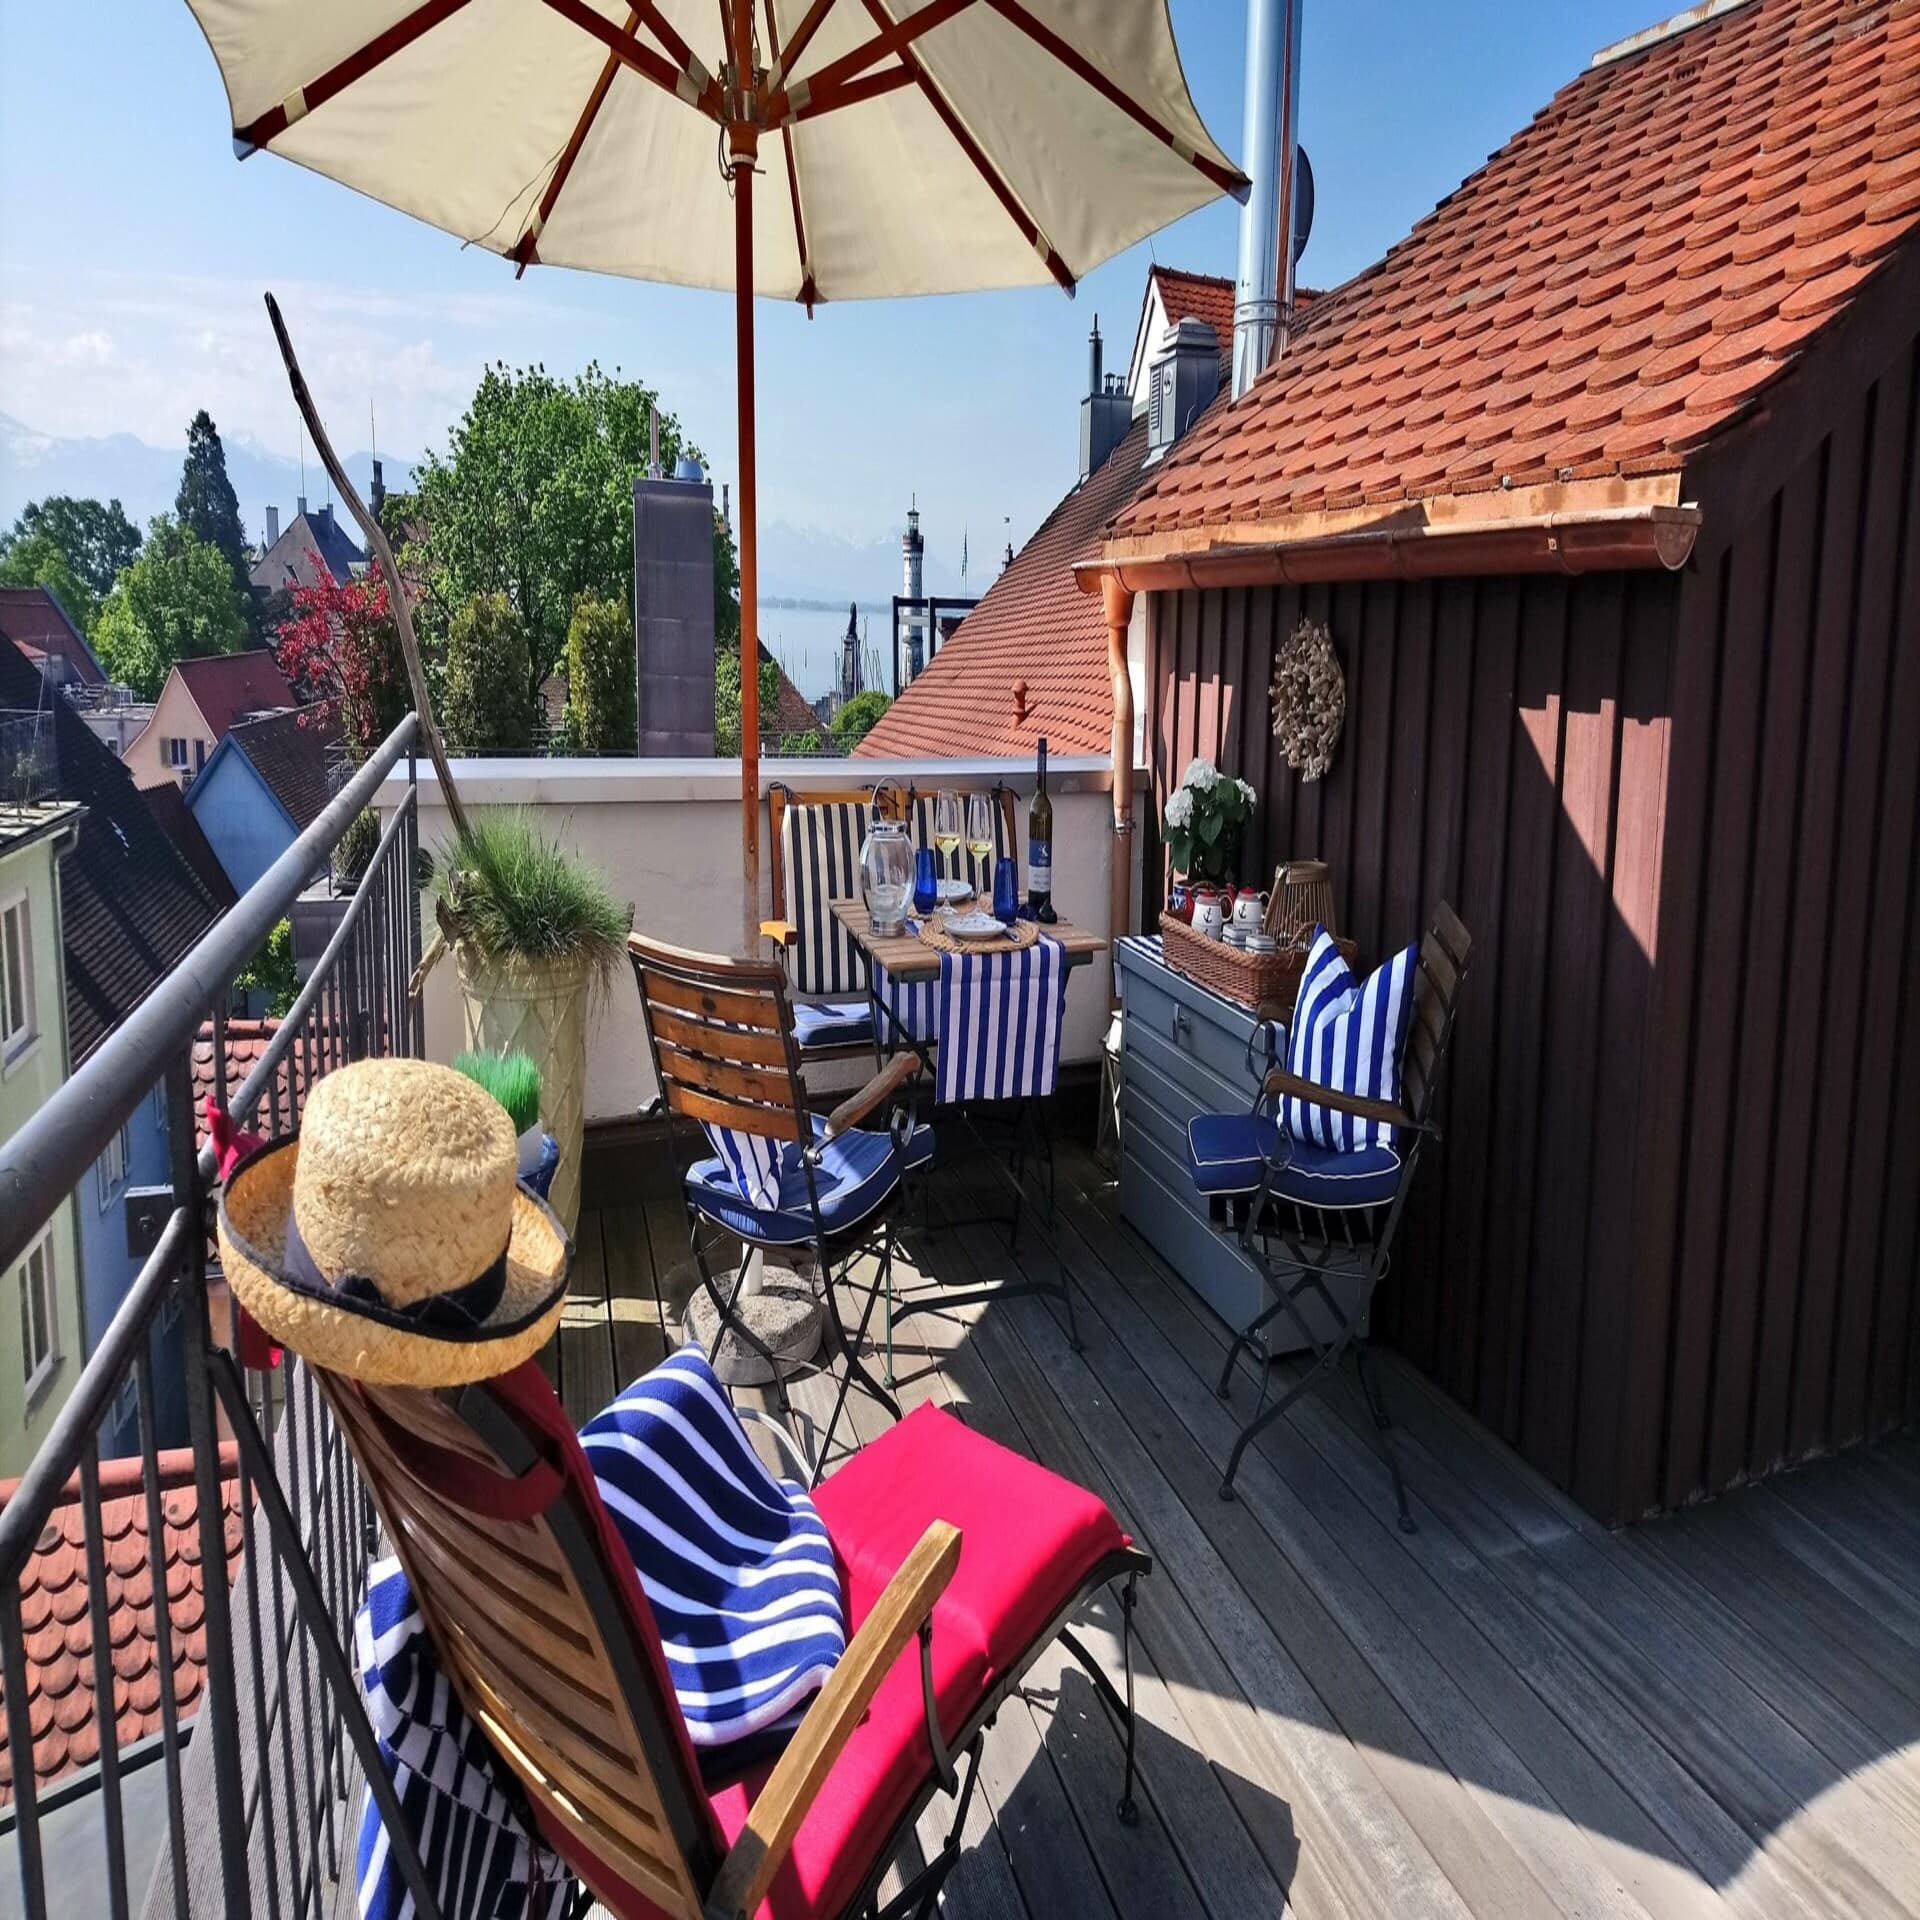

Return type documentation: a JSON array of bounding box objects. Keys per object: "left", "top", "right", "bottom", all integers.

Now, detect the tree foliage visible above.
[
  {"left": 2, "top": 496, "right": 141, "bottom": 602},
  {"left": 0, "top": 530, "right": 100, "bottom": 638},
  {"left": 563, "top": 591, "right": 636, "bottom": 755},
  {"left": 234, "top": 918, "right": 297, "bottom": 1019},
  {"left": 713, "top": 650, "right": 782, "bottom": 757},
  {"left": 442, "top": 592, "right": 533, "bottom": 754},
  {"left": 273, "top": 569, "right": 407, "bottom": 765},
  {"left": 175, "top": 411, "right": 249, "bottom": 584},
  {"left": 404, "top": 362, "right": 733, "bottom": 707},
  {"left": 832, "top": 689, "right": 891, "bottom": 750},
  {"left": 92, "top": 516, "right": 249, "bottom": 698}
]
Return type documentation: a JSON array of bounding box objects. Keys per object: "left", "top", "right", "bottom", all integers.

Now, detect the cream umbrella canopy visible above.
[{"left": 186, "top": 0, "right": 1245, "bottom": 928}]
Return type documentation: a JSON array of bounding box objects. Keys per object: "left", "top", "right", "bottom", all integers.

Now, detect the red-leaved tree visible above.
[{"left": 273, "top": 570, "right": 407, "bottom": 765}]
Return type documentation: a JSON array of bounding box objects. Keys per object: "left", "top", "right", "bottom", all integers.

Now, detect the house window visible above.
[
  {"left": 195, "top": 738, "right": 208, "bottom": 772},
  {"left": 1, "top": 892, "right": 36, "bottom": 1065},
  {"left": 165, "top": 737, "right": 189, "bottom": 770},
  {"left": 98, "top": 1121, "right": 131, "bottom": 1210},
  {"left": 17, "top": 1228, "right": 58, "bottom": 1404}
]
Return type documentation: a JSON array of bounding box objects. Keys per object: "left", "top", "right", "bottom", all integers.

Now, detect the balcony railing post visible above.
[{"left": 166, "top": 1044, "right": 252, "bottom": 1919}]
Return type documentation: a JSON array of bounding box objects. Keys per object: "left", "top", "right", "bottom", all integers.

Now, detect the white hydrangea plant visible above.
[{"left": 1162, "top": 756, "right": 1256, "bottom": 889}]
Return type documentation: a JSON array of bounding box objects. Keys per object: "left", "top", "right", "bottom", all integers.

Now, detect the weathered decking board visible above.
[{"left": 561, "top": 1129, "right": 1920, "bottom": 1920}]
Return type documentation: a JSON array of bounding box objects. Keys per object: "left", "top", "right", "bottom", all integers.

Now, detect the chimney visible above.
[
  {"left": 1079, "top": 316, "right": 1131, "bottom": 483},
  {"left": 370, "top": 458, "right": 386, "bottom": 523},
  {"left": 1146, "top": 318, "right": 1221, "bottom": 464},
  {"left": 1232, "top": 0, "right": 1303, "bottom": 399},
  {"left": 296, "top": 494, "right": 307, "bottom": 520},
  {"left": 265, "top": 504, "right": 280, "bottom": 546},
  {"left": 633, "top": 467, "right": 716, "bottom": 755}
]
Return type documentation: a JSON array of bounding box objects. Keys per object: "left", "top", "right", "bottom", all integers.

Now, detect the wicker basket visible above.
[
  {"left": 1160, "top": 913, "right": 1297, "bottom": 1011},
  {"left": 1265, "top": 859, "right": 1337, "bottom": 944}
]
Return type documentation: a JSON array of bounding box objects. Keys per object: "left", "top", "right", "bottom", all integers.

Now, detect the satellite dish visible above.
[{"left": 1293, "top": 145, "right": 1315, "bottom": 267}]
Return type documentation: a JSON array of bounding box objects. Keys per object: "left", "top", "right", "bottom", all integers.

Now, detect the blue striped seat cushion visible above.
[
  {"left": 579, "top": 1346, "right": 847, "bottom": 1770},
  {"left": 1185, "top": 1110, "right": 1401, "bottom": 1209},
  {"left": 1284, "top": 929, "right": 1418, "bottom": 1150},
  {"left": 791, "top": 1000, "right": 875, "bottom": 1051},
  {"left": 687, "top": 1112, "right": 935, "bottom": 1245}
]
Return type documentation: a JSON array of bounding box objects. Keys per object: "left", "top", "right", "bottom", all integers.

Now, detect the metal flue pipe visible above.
[{"left": 1232, "top": 0, "right": 1303, "bottom": 399}]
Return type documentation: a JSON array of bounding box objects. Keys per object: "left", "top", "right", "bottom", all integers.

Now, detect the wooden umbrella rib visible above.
[
  {"left": 858, "top": 0, "right": 1073, "bottom": 292},
  {"left": 785, "top": 0, "right": 974, "bottom": 104},
  {"left": 765, "top": 0, "right": 816, "bottom": 306},
  {"left": 766, "top": 0, "right": 839, "bottom": 89},
  {"left": 233, "top": 0, "right": 475, "bottom": 149},
  {"left": 791, "top": 63, "right": 916, "bottom": 119},
  {"left": 538, "top": 0, "right": 719, "bottom": 112},
  {"left": 982, "top": 0, "right": 1248, "bottom": 198}
]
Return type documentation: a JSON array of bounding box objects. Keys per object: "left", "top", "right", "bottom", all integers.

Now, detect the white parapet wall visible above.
[{"left": 379, "top": 754, "right": 1147, "bottom": 1126}]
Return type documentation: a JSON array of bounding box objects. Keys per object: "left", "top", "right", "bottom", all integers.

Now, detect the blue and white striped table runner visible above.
[{"left": 935, "top": 937, "right": 1067, "bottom": 1105}]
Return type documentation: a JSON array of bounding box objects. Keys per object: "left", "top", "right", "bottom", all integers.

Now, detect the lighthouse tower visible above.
[{"left": 901, "top": 496, "right": 926, "bottom": 684}]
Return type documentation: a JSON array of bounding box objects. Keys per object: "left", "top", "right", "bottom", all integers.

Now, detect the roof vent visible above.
[{"left": 1145, "top": 318, "right": 1220, "bottom": 465}]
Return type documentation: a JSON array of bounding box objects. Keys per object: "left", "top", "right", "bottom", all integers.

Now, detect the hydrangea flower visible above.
[
  {"left": 1236, "top": 778, "right": 1256, "bottom": 805},
  {"left": 1182, "top": 756, "right": 1220, "bottom": 791},
  {"left": 1164, "top": 786, "right": 1194, "bottom": 829}
]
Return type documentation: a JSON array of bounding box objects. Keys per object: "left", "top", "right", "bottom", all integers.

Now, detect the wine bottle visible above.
[{"left": 1028, "top": 736, "right": 1056, "bottom": 923}]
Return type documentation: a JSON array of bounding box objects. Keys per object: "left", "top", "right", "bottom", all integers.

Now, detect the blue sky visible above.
[{"left": 0, "top": 1, "right": 1660, "bottom": 581}]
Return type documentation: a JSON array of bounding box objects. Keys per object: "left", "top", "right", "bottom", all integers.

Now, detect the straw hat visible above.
[{"left": 217, "top": 1058, "right": 570, "bottom": 1387}]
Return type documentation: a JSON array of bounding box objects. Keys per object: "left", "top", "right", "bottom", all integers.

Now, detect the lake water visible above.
[{"left": 757, "top": 601, "right": 894, "bottom": 705}]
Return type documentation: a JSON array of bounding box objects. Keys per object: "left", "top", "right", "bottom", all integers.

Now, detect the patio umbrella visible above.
[{"left": 184, "top": 0, "right": 1245, "bottom": 934}]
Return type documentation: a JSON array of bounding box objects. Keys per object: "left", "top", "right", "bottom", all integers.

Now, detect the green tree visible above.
[
  {"left": 91, "top": 516, "right": 248, "bottom": 698},
  {"left": 563, "top": 591, "right": 637, "bottom": 755},
  {"left": 175, "top": 411, "right": 249, "bottom": 584},
  {"left": 234, "top": 919, "right": 297, "bottom": 1018},
  {"left": 714, "top": 649, "right": 782, "bottom": 757},
  {"left": 2, "top": 496, "right": 141, "bottom": 601},
  {"left": 832, "top": 689, "right": 891, "bottom": 751},
  {"left": 777, "top": 729, "right": 823, "bottom": 756},
  {"left": 443, "top": 592, "right": 533, "bottom": 753},
  {"left": 404, "top": 362, "right": 727, "bottom": 708},
  {"left": 0, "top": 531, "right": 99, "bottom": 638}
]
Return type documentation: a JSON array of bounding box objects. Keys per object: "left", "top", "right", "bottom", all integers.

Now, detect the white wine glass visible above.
[
  {"left": 933, "top": 789, "right": 963, "bottom": 920},
  {"left": 966, "top": 792, "right": 995, "bottom": 902}
]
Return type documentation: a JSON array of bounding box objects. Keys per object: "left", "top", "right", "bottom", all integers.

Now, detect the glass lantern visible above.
[{"left": 861, "top": 816, "right": 914, "bottom": 935}]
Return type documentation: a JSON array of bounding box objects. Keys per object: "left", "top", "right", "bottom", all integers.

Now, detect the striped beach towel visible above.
[{"left": 935, "top": 937, "right": 1067, "bottom": 1106}]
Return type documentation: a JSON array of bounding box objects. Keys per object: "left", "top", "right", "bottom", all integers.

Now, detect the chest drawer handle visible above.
[{"left": 1171, "top": 1005, "right": 1191, "bottom": 1043}]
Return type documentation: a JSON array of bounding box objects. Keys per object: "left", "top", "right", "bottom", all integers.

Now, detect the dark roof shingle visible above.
[
  {"left": 173, "top": 649, "right": 293, "bottom": 741},
  {"left": 224, "top": 701, "right": 342, "bottom": 831},
  {"left": 1113, "top": 0, "right": 1920, "bottom": 542},
  {"left": 138, "top": 780, "right": 238, "bottom": 908},
  {"left": 0, "top": 586, "right": 104, "bottom": 685}
]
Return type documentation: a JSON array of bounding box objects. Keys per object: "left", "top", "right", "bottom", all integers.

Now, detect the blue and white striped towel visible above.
[{"left": 935, "top": 937, "right": 1066, "bottom": 1106}]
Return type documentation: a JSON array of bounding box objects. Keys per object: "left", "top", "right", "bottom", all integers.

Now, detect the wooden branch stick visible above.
[{"left": 264, "top": 291, "right": 471, "bottom": 842}]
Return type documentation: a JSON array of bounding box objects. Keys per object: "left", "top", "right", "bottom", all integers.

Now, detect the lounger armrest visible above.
[
  {"left": 1261, "top": 1067, "right": 1426, "bottom": 1135},
  {"left": 703, "top": 1521, "right": 963, "bottom": 1920},
  {"left": 761, "top": 918, "right": 798, "bottom": 947},
  {"left": 819, "top": 1052, "right": 922, "bottom": 1143}
]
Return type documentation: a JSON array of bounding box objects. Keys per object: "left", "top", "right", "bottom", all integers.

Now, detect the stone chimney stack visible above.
[
  {"left": 370, "top": 458, "right": 386, "bottom": 524},
  {"left": 265, "top": 504, "right": 280, "bottom": 546}
]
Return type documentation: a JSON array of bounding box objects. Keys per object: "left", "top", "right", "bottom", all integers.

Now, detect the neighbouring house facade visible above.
[
  {"left": 121, "top": 647, "right": 294, "bottom": 790},
  {"left": 187, "top": 699, "right": 342, "bottom": 896},
  {"left": 0, "top": 585, "right": 105, "bottom": 692},
  {"left": 248, "top": 497, "right": 365, "bottom": 599},
  {"left": 1088, "top": 0, "right": 1920, "bottom": 1522},
  {"left": 0, "top": 799, "right": 85, "bottom": 1478}
]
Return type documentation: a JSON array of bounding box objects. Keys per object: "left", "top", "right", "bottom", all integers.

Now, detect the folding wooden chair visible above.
[
  {"left": 628, "top": 933, "right": 928, "bottom": 1475},
  {"left": 318, "top": 1357, "right": 1150, "bottom": 1919},
  {"left": 1185, "top": 904, "right": 1472, "bottom": 1520}
]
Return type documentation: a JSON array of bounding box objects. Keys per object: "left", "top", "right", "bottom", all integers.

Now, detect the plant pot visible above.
[{"left": 453, "top": 944, "right": 591, "bottom": 1234}]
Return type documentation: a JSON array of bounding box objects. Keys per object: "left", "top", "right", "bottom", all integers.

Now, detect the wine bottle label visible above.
[{"left": 1029, "top": 841, "right": 1052, "bottom": 892}]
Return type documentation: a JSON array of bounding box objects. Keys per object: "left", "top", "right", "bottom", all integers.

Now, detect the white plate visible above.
[
  {"left": 936, "top": 877, "right": 975, "bottom": 903},
  {"left": 945, "top": 910, "right": 1007, "bottom": 940}
]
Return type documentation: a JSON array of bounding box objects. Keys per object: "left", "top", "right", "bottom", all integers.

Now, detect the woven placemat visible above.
[{"left": 915, "top": 913, "right": 1040, "bottom": 956}]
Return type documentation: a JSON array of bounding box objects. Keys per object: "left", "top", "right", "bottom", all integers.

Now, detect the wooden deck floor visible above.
[{"left": 557, "top": 1127, "right": 1920, "bottom": 1920}]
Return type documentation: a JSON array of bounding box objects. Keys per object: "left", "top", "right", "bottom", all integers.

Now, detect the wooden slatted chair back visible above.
[
  {"left": 629, "top": 932, "right": 810, "bottom": 1145},
  {"left": 315, "top": 1365, "right": 722, "bottom": 1918},
  {"left": 1402, "top": 903, "right": 1472, "bottom": 1127}
]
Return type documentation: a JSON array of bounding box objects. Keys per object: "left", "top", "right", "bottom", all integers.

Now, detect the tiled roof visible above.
[
  {"left": 225, "top": 701, "right": 342, "bottom": 831},
  {"left": 0, "top": 639, "right": 221, "bottom": 1063},
  {"left": 138, "top": 780, "right": 238, "bottom": 908},
  {"left": 0, "top": 586, "right": 105, "bottom": 685},
  {"left": 1113, "top": 0, "right": 1920, "bottom": 543},
  {"left": 760, "top": 647, "right": 822, "bottom": 744},
  {"left": 1150, "top": 266, "right": 1236, "bottom": 346},
  {"left": 173, "top": 649, "right": 294, "bottom": 741},
  {"left": 0, "top": 1448, "right": 244, "bottom": 1805},
  {"left": 191, "top": 1017, "right": 292, "bottom": 1139},
  {"left": 249, "top": 507, "right": 365, "bottom": 594},
  {"left": 857, "top": 412, "right": 1154, "bottom": 760}
]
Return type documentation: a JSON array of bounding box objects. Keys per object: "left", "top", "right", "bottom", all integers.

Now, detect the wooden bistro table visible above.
[{"left": 827, "top": 897, "right": 1106, "bottom": 1363}]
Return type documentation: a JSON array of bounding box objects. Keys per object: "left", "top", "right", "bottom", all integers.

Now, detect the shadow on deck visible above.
[{"left": 552, "top": 1122, "right": 1920, "bottom": 1920}]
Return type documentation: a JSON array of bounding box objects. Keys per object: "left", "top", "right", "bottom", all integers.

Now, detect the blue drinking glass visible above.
[
  {"left": 992, "top": 855, "right": 1019, "bottom": 924},
  {"left": 913, "top": 846, "right": 939, "bottom": 917}
]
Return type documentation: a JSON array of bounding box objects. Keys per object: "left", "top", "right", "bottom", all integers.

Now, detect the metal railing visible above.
[{"left": 0, "top": 715, "right": 432, "bottom": 1920}]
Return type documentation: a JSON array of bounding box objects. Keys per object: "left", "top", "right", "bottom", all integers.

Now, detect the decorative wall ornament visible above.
[{"left": 1270, "top": 617, "right": 1345, "bottom": 782}]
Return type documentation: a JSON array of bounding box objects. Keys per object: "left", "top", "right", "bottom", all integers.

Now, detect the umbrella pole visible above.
[{"left": 734, "top": 135, "right": 761, "bottom": 955}]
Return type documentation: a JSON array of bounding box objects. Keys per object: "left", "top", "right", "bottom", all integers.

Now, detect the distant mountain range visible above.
[{"left": 0, "top": 411, "right": 976, "bottom": 607}]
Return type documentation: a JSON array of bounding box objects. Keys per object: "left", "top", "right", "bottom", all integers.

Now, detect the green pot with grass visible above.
[{"left": 436, "top": 812, "right": 630, "bottom": 1233}]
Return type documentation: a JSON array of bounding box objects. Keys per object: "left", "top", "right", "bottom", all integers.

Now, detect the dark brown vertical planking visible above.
[
  {"left": 1705, "top": 469, "right": 1820, "bottom": 1494},
  {"left": 1663, "top": 531, "right": 1771, "bottom": 1511},
  {"left": 1829, "top": 342, "right": 1919, "bottom": 1449},
  {"left": 1791, "top": 356, "right": 1906, "bottom": 1462},
  {"left": 1347, "top": 580, "right": 1401, "bottom": 962},
  {"left": 1522, "top": 572, "right": 1623, "bottom": 1489}
]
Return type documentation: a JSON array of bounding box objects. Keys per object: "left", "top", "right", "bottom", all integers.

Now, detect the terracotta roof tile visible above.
[
  {"left": 1113, "top": 0, "right": 1920, "bottom": 545},
  {"left": 0, "top": 1448, "right": 244, "bottom": 1804}
]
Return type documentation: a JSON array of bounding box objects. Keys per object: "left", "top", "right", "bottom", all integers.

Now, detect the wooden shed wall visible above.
[{"left": 1147, "top": 569, "right": 1682, "bottom": 1521}]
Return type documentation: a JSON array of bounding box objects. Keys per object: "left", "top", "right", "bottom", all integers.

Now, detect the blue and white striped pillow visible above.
[
  {"left": 701, "top": 1123, "right": 784, "bottom": 1207},
  {"left": 578, "top": 1346, "right": 846, "bottom": 1758},
  {"left": 1282, "top": 929, "right": 1417, "bottom": 1151}
]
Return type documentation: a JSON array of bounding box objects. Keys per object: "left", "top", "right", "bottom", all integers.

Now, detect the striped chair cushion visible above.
[
  {"left": 700, "top": 1122, "right": 784, "bottom": 1207},
  {"left": 780, "top": 802, "right": 872, "bottom": 997},
  {"left": 1283, "top": 928, "right": 1417, "bottom": 1151},
  {"left": 579, "top": 1346, "right": 846, "bottom": 1760},
  {"left": 936, "top": 937, "right": 1067, "bottom": 1105}
]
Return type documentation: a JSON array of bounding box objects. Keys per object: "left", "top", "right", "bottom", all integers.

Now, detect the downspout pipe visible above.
[
  {"left": 1104, "top": 575, "right": 1136, "bottom": 1003},
  {"left": 1232, "top": 0, "right": 1303, "bottom": 399}
]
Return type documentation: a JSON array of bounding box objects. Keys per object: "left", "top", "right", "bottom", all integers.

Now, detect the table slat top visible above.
[{"left": 828, "top": 897, "right": 1105, "bottom": 980}]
